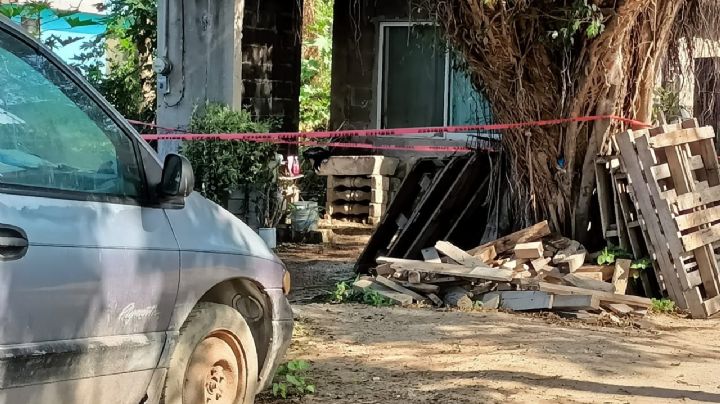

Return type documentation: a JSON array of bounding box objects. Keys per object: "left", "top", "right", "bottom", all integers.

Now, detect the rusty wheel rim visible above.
[{"left": 183, "top": 330, "right": 245, "bottom": 404}]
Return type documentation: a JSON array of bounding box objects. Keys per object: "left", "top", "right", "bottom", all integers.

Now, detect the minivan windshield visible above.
[{"left": 0, "top": 29, "right": 142, "bottom": 198}]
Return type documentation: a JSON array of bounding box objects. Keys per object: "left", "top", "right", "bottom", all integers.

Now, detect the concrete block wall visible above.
[{"left": 242, "top": 0, "right": 302, "bottom": 131}]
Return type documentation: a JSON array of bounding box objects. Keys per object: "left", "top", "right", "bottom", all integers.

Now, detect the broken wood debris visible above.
[{"left": 363, "top": 221, "right": 652, "bottom": 319}]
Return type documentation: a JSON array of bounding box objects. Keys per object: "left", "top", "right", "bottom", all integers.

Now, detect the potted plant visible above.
[{"left": 256, "top": 155, "right": 285, "bottom": 248}]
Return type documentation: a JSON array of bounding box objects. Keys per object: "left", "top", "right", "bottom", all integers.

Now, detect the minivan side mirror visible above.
[{"left": 159, "top": 154, "right": 195, "bottom": 200}]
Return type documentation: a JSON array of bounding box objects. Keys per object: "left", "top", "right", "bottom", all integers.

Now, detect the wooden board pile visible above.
[
  {"left": 613, "top": 120, "right": 720, "bottom": 318},
  {"left": 355, "top": 221, "right": 652, "bottom": 318}
]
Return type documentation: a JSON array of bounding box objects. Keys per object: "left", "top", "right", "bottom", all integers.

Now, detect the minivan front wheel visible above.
[{"left": 162, "top": 303, "right": 259, "bottom": 404}]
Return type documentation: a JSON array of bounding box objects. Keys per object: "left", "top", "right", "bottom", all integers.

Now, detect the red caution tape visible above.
[{"left": 129, "top": 115, "right": 649, "bottom": 153}]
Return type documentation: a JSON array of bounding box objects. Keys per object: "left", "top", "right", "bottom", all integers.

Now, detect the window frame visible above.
[
  {"left": 376, "top": 21, "right": 499, "bottom": 142},
  {"left": 0, "top": 22, "right": 156, "bottom": 207},
  {"left": 376, "top": 21, "right": 450, "bottom": 137}
]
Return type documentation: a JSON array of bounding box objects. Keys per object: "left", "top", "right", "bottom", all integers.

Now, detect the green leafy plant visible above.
[
  {"left": 328, "top": 280, "right": 353, "bottom": 303},
  {"left": 181, "top": 104, "right": 278, "bottom": 207},
  {"left": 271, "top": 360, "right": 316, "bottom": 399},
  {"left": 596, "top": 245, "right": 633, "bottom": 265},
  {"left": 630, "top": 257, "right": 652, "bottom": 271},
  {"left": 327, "top": 279, "right": 395, "bottom": 307},
  {"left": 548, "top": 0, "right": 606, "bottom": 46},
  {"left": 653, "top": 85, "right": 689, "bottom": 124},
  {"left": 300, "top": 0, "right": 333, "bottom": 131},
  {"left": 360, "top": 289, "right": 395, "bottom": 307},
  {"left": 651, "top": 298, "right": 676, "bottom": 314}
]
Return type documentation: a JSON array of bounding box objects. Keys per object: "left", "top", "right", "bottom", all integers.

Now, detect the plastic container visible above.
[
  {"left": 258, "top": 228, "right": 277, "bottom": 249},
  {"left": 290, "top": 201, "right": 319, "bottom": 233}
]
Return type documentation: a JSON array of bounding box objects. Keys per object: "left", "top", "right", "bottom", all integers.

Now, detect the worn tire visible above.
[{"left": 162, "top": 302, "right": 259, "bottom": 404}]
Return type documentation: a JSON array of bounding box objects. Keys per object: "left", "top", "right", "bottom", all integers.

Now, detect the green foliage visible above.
[
  {"left": 181, "top": 104, "right": 278, "bottom": 206},
  {"left": 328, "top": 281, "right": 353, "bottom": 303},
  {"left": 651, "top": 298, "right": 676, "bottom": 314},
  {"left": 596, "top": 245, "right": 632, "bottom": 265},
  {"left": 0, "top": 2, "right": 51, "bottom": 20},
  {"left": 548, "top": 0, "right": 605, "bottom": 46},
  {"left": 630, "top": 257, "right": 652, "bottom": 271},
  {"left": 653, "top": 85, "right": 688, "bottom": 124},
  {"left": 300, "top": 0, "right": 333, "bottom": 131},
  {"left": 327, "top": 279, "right": 395, "bottom": 307},
  {"left": 361, "top": 289, "right": 395, "bottom": 307},
  {"left": 77, "top": 0, "right": 158, "bottom": 124},
  {"left": 272, "top": 360, "right": 316, "bottom": 399}
]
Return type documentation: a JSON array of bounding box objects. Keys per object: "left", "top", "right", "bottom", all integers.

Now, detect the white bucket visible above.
[{"left": 258, "top": 228, "right": 277, "bottom": 249}]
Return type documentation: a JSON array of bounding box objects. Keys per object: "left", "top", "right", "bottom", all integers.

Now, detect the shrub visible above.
[{"left": 181, "top": 104, "right": 278, "bottom": 207}]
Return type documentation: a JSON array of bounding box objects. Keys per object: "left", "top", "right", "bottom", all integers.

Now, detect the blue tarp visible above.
[{"left": 11, "top": 9, "right": 106, "bottom": 35}]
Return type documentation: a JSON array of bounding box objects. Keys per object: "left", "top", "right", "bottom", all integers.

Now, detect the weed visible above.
[
  {"left": 327, "top": 279, "right": 396, "bottom": 307},
  {"left": 272, "top": 360, "right": 316, "bottom": 399},
  {"left": 651, "top": 298, "right": 676, "bottom": 314},
  {"left": 328, "top": 280, "right": 353, "bottom": 303},
  {"left": 360, "top": 289, "right": 395, "bottom": 307},
  {"left": 596, "top": 245, "right": 633, "bottom": 265}
]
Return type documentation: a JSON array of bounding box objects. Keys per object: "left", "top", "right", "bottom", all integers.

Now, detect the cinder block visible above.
[
  {"left": 369, "top": 202, "right": 386, "bottom": 218},
  {"left": 328, "top": 189, "right": 372, "bottom": 203},
  {"left": 318, "top": 156, "right": 399, "bottom": 176},
  {"left": 328, "top": 203, "right": 370, "bottom": 216}
]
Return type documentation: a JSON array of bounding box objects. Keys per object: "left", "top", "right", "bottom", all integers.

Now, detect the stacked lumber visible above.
[
  {"left": 614, "top": 120, "right": 720, "bottom": 318},
  {"left": 356, "top": 221, "right": 652, "bottom": 318}
]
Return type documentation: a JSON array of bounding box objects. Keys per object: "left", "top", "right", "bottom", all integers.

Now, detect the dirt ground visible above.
[{"left": 264, "top": 229, "right": 720, "bottom": 404}]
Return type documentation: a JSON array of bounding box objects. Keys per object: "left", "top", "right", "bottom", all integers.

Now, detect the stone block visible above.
[{"left": 318, "top": 156, "right": 399, "bottom": 176}]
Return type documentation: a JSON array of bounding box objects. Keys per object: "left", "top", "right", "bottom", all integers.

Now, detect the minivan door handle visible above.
[
  {"left": 0, "top": 236, "right": 28, "bottom": 248},
  {"left": 0, "top": 225, "right": 29, "bottom": 261}
]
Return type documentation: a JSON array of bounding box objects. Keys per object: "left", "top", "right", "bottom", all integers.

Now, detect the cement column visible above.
[{"left": 156, "top": 0, "right": 245, "bottom": 159}]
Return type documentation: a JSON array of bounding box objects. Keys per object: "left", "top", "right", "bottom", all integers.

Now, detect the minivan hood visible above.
[{"left": 164, "top": 193, "right": 278, "bottom": 263}]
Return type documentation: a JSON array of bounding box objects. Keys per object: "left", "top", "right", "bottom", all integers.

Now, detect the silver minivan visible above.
[{"left": 0, "top": 16, "right": 292, "bottom": 404}]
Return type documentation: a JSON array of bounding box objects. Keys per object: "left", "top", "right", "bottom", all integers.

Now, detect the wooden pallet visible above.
[{"left": 615, "top": 121, "right": 720, "bottom": 318}]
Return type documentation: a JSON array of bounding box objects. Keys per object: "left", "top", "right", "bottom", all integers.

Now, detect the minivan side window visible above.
[{"left": 0, "top": 30, "right": 142, "bottom": 199}]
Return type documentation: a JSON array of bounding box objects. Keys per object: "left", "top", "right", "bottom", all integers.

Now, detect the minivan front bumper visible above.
[{"left": 256, "top": 288, "right": 294, "bottom": 393}]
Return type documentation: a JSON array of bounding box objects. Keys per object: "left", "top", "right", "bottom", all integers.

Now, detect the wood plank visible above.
[
  {"left": 404, "top": 155, "right": 486, "bottom": 259},
  {"left": 651, "top": 157, "right": 704, "bottom": 180},
  {"left": 604, "top": 303, "right": 634, "bottom": 315},
  {"left": 649, "top": 126, "right": 715, "bottom": 148},
  {"left": 467, "top": 221, "right": 551, "bottom": 256},
  {"left": 538, "top": 282, "right": 653, "bottom": 308},
  {"left": 675, "top": 185, "right": 720, "bottom": 211},
  {"left": 553, "top": 294, "right": 600, "bottom": 311},
  {"left": 675, "top": 205, "right": 720, "bottom": 231},
  {"left": 376, "top": 257, "right": 514, "bottom": 282},
  {"left": 514, "top": 242, "right": 544, "bottom": 259},
  {"left": 654, "top": 132, "right": 720, "bottom": 301},
  {"left": 612, "top": 259, "right": 631, "bottom": 295},
  {"left": 595, "top": 159, "right": 614, "bottom": 237},
  {"left": 435, "top": 241, "right": 487, "bottom": 268},
  {"left": 484, "top": 291, "right": 553, "bottom": 311},
  {"left": 683, "top": 227, "right": 720, "bottom": 254},
  {"left": 473, "top": 245, "right": 497, "bottom": 264},
  {"left": 624, "top": 132, "right": 693, "bottom": 311},
  {"left": 355, "top": 159, "right": 441, "bottom": 273},
  {"left": 400, "top": 282, "right": 439, "bottom": 294},
  {"left": 424, "top": 293, "right": 442, "bottom": 306},
  {"left": 574, "top": 272, "right": 604, "bottom": 281},
  {"left": 375, "top": 263, "right": 395, "bottom": 277},
  {"left": 421, "top": 247, "right": 442, "bottom": 263},
  {"left": 576, "top": 265, "right": 615, "bottom": 282},
  {"left": 352, "top": 279, "right": 412, "bottom": 305},
  {"left": 374, "top": 276, "right": 429, "bottom": 303},
  {"left": 531, "top": 257, "right": 552, "bottom": 271},
  {"left": 388, "top": 156, "right": 469, "bottom": 259},
  {"left": 553, "top": 252, "right": 586, "bottom": 273},
  {"left": 563, "top": 273, "right": 615, "bottom": 293}
]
